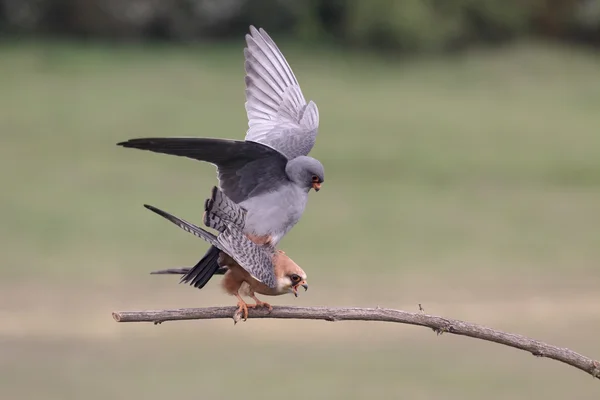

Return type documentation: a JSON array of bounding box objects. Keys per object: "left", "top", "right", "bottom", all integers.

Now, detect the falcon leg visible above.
[
  {"left": 234, "top": 292, "right": 249, "bottom": 321},
  {"left": 247, "top": 294, "right": 273, "bottom": 312}
]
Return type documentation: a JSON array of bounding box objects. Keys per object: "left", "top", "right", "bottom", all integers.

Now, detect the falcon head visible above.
[
  {"left": 273, "top": 250, "right": 308, "bottom": 296},
  {"left": 285, "top": 156, "right": 325, "bottom": 193},
  {"left": 287, "top": 272, "right": 309, "bottom": 297}
]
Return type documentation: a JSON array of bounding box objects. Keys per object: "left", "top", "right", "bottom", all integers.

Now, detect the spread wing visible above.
[
  {"left": 244, "top": 26, "right": 319, "bottom": 160},
  {"left": 118, "top": 138, "right": 288, "bottom": 204},
  {"left": 144, "top": 204, "right": 277, "bottom": 288}
]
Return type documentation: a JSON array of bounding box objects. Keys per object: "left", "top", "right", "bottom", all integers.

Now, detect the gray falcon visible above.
[{"left": 117, "top": 26, "right": 323, "bottom": 291}]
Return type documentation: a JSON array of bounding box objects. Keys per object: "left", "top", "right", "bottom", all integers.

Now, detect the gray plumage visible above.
[
  {"left": 119, "top": 138, "right": 289, "bottom": 204},
  {"left": 118, "top": 26, "right": 324, "bottom": 288},
  {"left": 244, "top": 26, "right": 319, "bottom": 160},
  {"left": 144, "top": 204, "right": 277, "bottom": 289}
]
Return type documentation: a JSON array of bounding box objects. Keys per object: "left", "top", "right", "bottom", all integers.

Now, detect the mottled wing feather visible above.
[
  {"left": 217, "top": 223, "right": 277, "bottom": 288},
  {"left": 118, "top": 137, "right": 288, "bottom": 203},
  {"left": 145, "top": 204, "right": 276, "bottom": 288},
  {"left": 244, "top": 26, "right": 319, "bottom": 160},
  {"left": 144, "top": 204, "right": 220, "bottom": 248}
]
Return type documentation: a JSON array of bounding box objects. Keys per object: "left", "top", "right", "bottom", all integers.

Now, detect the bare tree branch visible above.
[{"left": 112, "top": 305, "right": 600, "bottom": 380}]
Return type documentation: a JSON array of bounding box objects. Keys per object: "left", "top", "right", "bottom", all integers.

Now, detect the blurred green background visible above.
[{"left": 1, "top": 1, "right": 600, "bottom": 399}]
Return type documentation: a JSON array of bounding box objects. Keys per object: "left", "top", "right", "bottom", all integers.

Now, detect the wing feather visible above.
[
  {"left": 243, "top": 26, "right": 319, "bottom": 160},
  {"left": 117, "top": 137, "right": 288, "bottom": 204},
  {"left": 217, "top": 223, "right": 277, "bottom": 288},
  {"left": 144, "top": 204, "right": 277, "bottom": 288}
]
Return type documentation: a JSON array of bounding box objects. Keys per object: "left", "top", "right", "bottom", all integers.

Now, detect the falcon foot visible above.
[
  {"left": 235, "top": 299, "right": 249, "bottom": 322},
  {"left": 248, "top": 297, "right": 273, "bottom": 313}
]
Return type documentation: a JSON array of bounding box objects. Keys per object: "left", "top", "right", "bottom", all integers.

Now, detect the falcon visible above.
[
  {"left": 145, "top": 187, "right": 308, "bottom": 320},
  {"left": 117, "top": 25, "right": 323, "bottom": 291}
]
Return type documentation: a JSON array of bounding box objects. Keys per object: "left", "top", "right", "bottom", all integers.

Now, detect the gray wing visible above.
[
  {"left": 144, "top": 204, "right": 221, "bottom": 247},
  {"left": 217, "top": 222, "right": 277, "bottom": 288},
  {"left": 244, "top": 26, "right": 319, "bottom": 160},
  {"left": 144, "top": 204, "right": 277, "bottom": 289},
  {"left": 119, "top": 138, "right": 289, "bottom": 204}
]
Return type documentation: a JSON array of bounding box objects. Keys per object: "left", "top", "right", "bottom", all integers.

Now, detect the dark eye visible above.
[
  {"left": 311, "top": 175, "right": 319, "bottom": 182},
  {"left": 290, "top": 274, "right": 301, "bottom": 283}
]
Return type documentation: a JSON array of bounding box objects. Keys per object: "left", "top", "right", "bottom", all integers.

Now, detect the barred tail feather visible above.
[{"left": 204, "top": 186, "right": 247, "bottom": 230}]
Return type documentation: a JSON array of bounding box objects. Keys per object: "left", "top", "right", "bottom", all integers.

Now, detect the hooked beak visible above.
[
  {"left": 292, "top": 280, "right": 308, "bottom": 297},
  {"left": 312, "top": 182, "right": 321, "bottom": 192}
]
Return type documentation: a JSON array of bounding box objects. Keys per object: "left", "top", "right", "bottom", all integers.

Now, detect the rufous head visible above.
[{"left": 273, "top": 250, "right": 308, "bottom": 296}]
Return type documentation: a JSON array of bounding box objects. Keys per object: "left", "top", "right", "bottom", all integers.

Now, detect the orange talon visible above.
[
  {"left": 249, "top": 294, "right": 273, "bottom": 312},
  {"left": 235, "top": 294, "right": 249, "bottom": 321}
]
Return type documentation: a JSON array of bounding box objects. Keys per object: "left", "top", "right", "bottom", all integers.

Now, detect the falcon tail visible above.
[
  {"left": 179, "top": 245, "right": 222, "bottom": 288},
  {"left": 176, "top": 187, "right": 248, "bottom": 289},
  {"left": 143, "top": 204, "right": 230, "bottom": 289},
  {"left": 203, "top": 186, "right": 247, "bottom": 232}
]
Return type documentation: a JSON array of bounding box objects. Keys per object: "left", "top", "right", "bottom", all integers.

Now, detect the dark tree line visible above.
[{"left": 1, "top": 0, "right": 599, "bottom": 52}]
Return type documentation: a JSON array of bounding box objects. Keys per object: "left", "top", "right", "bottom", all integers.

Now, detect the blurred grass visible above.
[{"left": 0, "top": 40, "right": 599, "bottom": 399}]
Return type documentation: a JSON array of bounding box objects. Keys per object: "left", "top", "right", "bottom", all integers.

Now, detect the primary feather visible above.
[
  {"left": 118, "top": 138, "right": 288, "bottom": 204},
  {"left": 144, "top": 204, "right": 277, "bottom": 288},
  {"left": 244, "top": 26, "right": 319, "bottom": 160}
]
